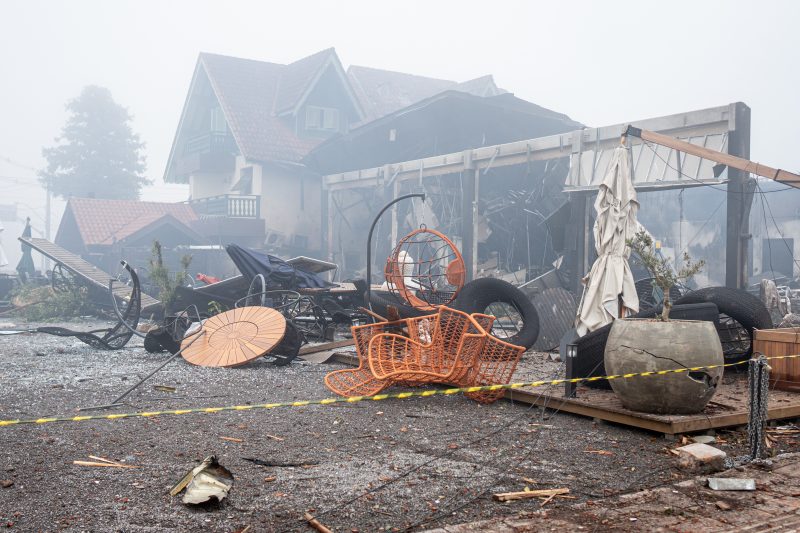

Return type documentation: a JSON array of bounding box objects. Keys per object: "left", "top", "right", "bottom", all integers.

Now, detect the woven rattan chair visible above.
[
  {"left": 324, "top": 308, "right": 526, "bottom": 404},
  {"left": 366, "top": 307, "right": 486, "bottom": 385}
]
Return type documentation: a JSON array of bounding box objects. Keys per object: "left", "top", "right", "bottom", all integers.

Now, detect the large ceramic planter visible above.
[{"left": 604, "top": 319, "right": 724, "bottom": 414}]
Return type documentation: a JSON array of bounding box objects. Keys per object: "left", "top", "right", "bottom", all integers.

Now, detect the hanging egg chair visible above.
[{"left": 384, "top": 227, "right": 465, "bottom": 311}]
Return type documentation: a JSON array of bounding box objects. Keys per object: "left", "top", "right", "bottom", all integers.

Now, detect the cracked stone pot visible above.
[{"left": 604, "top": 319, "right": 724, "bottom": 414}]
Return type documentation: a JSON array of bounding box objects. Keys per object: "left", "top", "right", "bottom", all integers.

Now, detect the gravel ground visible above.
[{"left": 0, "top": 318, "right": 797, "bottom": 532}]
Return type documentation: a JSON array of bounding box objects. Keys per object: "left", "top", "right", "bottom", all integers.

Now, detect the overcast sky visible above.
[{"left": 1, "top": 0, "right": 798, "bottom": 264}]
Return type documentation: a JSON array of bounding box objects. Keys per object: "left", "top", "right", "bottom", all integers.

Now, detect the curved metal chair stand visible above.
[{"left": 36, "top": 261, "right": 142, "bottom": 350}]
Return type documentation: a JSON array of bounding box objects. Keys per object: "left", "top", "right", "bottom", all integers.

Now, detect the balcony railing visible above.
[
  {"left": 185, "top": 132, "right": 237, "bottom": 155},
  {"left": 190, "top": 194, "right": 260, "bottom": 219}
]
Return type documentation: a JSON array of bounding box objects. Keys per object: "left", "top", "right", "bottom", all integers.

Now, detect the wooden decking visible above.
[
  {"left": 328, "top": 348, "right": 800, "bottom": 435},
  {"left": 504, "top": 375, "right": 800, "bottom": 435},
  {"left": 19, "top": 237, "right": 160, "bottom": 312}
]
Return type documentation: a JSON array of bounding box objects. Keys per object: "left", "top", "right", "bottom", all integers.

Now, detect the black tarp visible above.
[{"left": 226, "top": 244, "right": 332, "bottom": 290}]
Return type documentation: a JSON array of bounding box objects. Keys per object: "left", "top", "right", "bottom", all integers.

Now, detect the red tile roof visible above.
[
  {"left": 200, "top": 53, "right": 323, "bottom": 164},
  {"left": 166, "top": 49, "right": 504, "bottom": 181},
  {"left": 273, "top": 48, "right": 337, "bottom": 115},
  {"left": 64, "top": 197, "right": 198, "bottom": 246}
]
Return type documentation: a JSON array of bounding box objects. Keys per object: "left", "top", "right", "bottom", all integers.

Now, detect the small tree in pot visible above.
[
  {"left": 626, "top": 231, "right": 705, "bottom": 320},
  {"left": 604, "top": 231, "right": 721, "bottom": 415}
]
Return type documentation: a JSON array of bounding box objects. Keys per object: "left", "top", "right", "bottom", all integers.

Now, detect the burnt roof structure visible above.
[{"left": 305, "top": 90, "right": 583, "bottom": 175}]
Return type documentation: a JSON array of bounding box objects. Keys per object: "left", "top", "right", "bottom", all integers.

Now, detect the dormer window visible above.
[{"left": 306, "top": 105, "right": 340, "bottom": 132}]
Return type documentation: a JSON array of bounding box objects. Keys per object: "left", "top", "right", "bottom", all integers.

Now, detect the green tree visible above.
[{"left": 40, "top": 85, "right": 150, "bottom": 200}]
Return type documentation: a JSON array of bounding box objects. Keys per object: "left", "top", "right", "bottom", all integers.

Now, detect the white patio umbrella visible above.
[{"left": 575, "top": 144, "right": 641, "bottom": 336}]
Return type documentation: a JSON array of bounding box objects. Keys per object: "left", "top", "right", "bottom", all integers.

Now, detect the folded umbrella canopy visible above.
[
  {"left": 575, "top": 145, "right": 641, "bottom": 336},
  {"left": 16, "top": 218, "right": 35, "bottom": 282},
  {"left": 225, "top": 244, "right": 332, "bottom": 290}
]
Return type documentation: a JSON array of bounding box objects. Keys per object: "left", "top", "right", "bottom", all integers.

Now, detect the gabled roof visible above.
[
  {"left": 347, "top": 65, "right": 505, "bottom": 122},
  {"left": 109, "top": 213, "right": 205, "bottom": 247},
  {"left": 200, "top": 53, "right": 322, "bottom": 164},
  {"left": 273, "top": 48, "right": 337, "bottom": 115},
  {"left": 165, "top": 49, "right": 364, "bottom": 182},
  {"left": 166, "top": 49, "right": 510, "bottom": 182},
  {"left": 57, "top": 197, "right": 198, "bottom": 247}
]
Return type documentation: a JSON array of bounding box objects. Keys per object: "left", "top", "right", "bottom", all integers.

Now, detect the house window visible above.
[
  {"left": 210, "top": 106, "right": 227, "bottom": 132},
  {"left": 306, "top": 105, "right": 340, "bottom": 132}
]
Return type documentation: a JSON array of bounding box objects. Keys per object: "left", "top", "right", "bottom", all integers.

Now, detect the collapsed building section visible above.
[{"left": 320, "top": 103, "right": 785, "bottom": 294}]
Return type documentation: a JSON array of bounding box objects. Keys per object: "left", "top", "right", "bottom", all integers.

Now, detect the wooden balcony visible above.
[
  {"left": 174, "top": 132, "right": 237, "bottom": 178},
  {"left": 190, "top": 194, "right": 260, "bottom": 219}
]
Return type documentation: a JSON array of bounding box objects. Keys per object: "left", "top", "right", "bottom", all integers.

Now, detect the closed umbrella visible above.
[
  {"left": 16, "top": 218, "right": 35, "bottom": 282},
  {"left": 575, "top": 145, "right": 641, "bottom": 336}
]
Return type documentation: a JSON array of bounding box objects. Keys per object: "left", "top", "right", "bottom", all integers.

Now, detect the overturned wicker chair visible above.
[{"left": 325, "top": 307, "right": 526, "bottom": 404}]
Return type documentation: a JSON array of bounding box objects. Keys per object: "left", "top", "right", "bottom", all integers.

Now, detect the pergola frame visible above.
[{"left": 321, "top": 102, "right": 752, "bottom": 289}]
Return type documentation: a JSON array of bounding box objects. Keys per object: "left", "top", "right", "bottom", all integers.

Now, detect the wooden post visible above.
[
  {"left": 725, "top": 102, "right": 752, "bottom": 289},
  {"left": 461, "top": 151, "right": 476, "bottom": 281},
  {"left": 321, "top": 184, "right": 331, "bottom": 264}
]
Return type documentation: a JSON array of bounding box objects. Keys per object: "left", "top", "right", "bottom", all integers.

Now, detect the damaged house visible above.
[{"left": 162, "top": 48, "right": 513, "bottom": 259}]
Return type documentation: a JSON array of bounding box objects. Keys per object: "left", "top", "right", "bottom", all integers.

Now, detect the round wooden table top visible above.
[{"left": 181, "top": 306, "right": 287, "bottom": 367}]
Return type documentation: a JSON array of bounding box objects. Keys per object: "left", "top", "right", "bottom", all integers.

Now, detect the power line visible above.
[
  {"left": 755, "top": 182, "right": 800, "bottom": 275},
  {"left": 0, "top": 155, "right": 38, "bottom": 173}
]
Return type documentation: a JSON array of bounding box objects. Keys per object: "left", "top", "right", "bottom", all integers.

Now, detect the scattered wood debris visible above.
[
  {"left": 220, "top": 436, "right": 243, "bottom": 443},
  {"left": 493, "top": 488, "right": 569, "bottom": 502},
  {"left": 304, "top": 512, "right": 333, "bottom": 533},
  {"left": 242, "top": 457, "right": 319, "bottom": 468},
  {"left": 73, "top": 456, "right": 138, "bottom": 469}
]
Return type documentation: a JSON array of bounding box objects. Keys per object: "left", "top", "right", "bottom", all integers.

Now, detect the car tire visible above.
[{"left": 452, "top": 277, "right": 540, "bottom": 349}]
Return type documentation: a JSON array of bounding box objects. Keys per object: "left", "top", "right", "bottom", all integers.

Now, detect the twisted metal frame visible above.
[{"left": 36, "top": 261, "right": 142, "bottom": 350}]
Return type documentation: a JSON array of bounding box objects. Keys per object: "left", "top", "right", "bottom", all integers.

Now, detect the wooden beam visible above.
[
  {"left": 298, "top": 339, "right": 355, "bottom": 356},
  {"left": 627, "top": 126, "right": 800, "bottom": 188}
]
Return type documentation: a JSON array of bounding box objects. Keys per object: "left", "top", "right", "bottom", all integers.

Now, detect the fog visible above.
[{"left": 1, "top": 0, "right": 798, "bottom": 269}]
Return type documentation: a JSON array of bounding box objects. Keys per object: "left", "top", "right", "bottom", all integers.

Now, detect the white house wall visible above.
[{"left": 260, "top": 167, "right": 321, "bottom": 251}]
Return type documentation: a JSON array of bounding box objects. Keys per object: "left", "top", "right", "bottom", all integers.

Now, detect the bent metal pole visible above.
[{"left": 365, "top": 193, "right": 426, "bottom": 320}]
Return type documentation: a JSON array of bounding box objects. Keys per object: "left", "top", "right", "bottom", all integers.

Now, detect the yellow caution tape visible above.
[{"left": 1, "top": 353, "right": 797, "bottom": 428}]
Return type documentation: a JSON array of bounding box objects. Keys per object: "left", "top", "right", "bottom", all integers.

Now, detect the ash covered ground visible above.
[{"left": 0, "top": 318, "right": 796, "bottom": 532}]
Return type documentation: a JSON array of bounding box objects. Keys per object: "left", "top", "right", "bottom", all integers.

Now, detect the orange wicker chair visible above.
[
  {"left": 324, "top": 308, "right": 526, "bottom": 404},
  {"left": 460, "top": 333, "right": 526, "bottom": 404},
  {"left": 323, "top": 319, "right": 398, "bottom": 397},
  {"left": 366, "top": 308, "right": 486, "bottom": 384}
]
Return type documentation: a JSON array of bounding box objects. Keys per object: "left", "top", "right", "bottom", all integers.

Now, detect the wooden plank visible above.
[
  {"left": 754, "top": 329, "right": 800, "bottom": 343},
  {"left": 505, "top": 382, "right": 800, "bottom": 434},
  {"left": 633, "top": 127, "right": 800, "bottom": 188},
  {"left": 505, "top": 389, "right": 674, "bottom": 434},
  {"left": 327, "top": 344, "right": 800, "bottom": 435},
  {"left": 298, "top": 339, "right": 355, "bottom": 356},
  {"left": 19, "top": 237, "right": 161, "bottom": 311}
]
